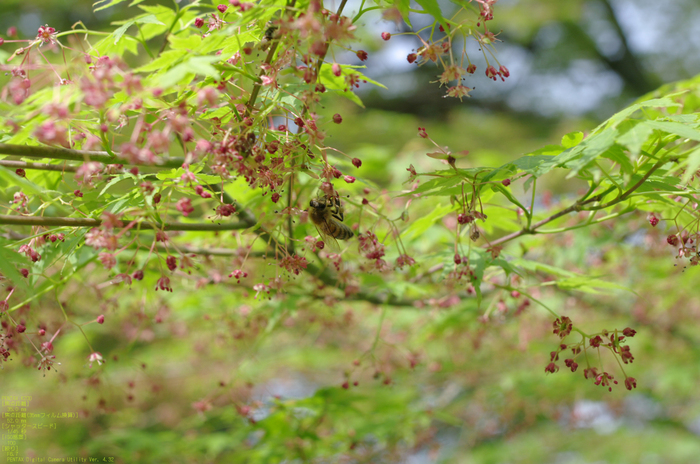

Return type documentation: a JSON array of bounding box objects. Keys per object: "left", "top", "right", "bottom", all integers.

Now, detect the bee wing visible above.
[{"left": 313, "top": 220, "right": 340, "bottom": 252}]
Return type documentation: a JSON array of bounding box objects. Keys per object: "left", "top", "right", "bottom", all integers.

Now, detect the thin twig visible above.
[
  {"left": 490, "top": 158, "right": 667, "bottom": 247},
  {"left": 0, "top": 215, "right": 251, "bottom": 231},
  {"left": 0, "top": 143, "right": 185, "bottom": 168},
  {"left": 246, "top": 0, "right": 297, "bottom": 114},
  {"left": 314, "top": 0, "right": 349, "bottom": 77},
  {"left": 0, "top": 160, "right": 78, "bottom": 173}
]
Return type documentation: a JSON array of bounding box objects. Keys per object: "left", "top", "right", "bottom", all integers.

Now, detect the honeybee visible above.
[{"left": 309, "top": 194, "right": 354, "bottom": 248}]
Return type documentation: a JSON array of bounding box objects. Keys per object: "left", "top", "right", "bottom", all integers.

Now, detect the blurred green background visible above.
[{"left": 2, "top": 0, "right": 700, "bottom": 463}]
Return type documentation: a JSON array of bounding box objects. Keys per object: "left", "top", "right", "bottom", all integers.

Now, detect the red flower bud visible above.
[
  {"left": 166, "top": 256, "right": 177, "bottom": 271},
  {"left": 544, "top": 362, "right": 559, "bottom": 374},
  {"left": 486, "top": 65, "right": 498, "bottom": 80},
  {"left": 457, "top": 213, "right": 474, "bottom": 224},
  {"left": 564, "top": 359, "right": 578, "bottom": 372}
]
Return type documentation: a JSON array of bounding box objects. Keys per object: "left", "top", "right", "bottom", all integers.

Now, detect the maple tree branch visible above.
[
  {"left": 0, "top": 143, "right": 185, "bottom": 168},
  {"left": 0, "top": 215, "right": 251, "bottom": 231},
  {"left": 0, "top": 159, "right": 78, "bottom": 173}
]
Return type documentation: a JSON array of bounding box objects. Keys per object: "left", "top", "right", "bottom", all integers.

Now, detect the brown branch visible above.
[
  {"left": 0, "top": 215, "right": 251, "bottom": 231},
  {"left": 304, "top": 262, "right": 416, "bottom": 307},
  {"left": 1, "top": 217, "right": 416, "bottom": 306},
  {"left": 287, "top": 174, "right": 295, "bottom": 254},
  {"left": 0, "top": 143, "right": 185, "bottom": 168},
  {"left": 246, "top": 41, "right": 279, "bottom": 114},
  {"left": 160, "top": 233, "right": 417, "bottom": 306},
  {"left": 0, "top": 230, "right": 269, "bottom": 258},
  {"left": 246, "top": 0, "right": 297, "bottom": 114},
  {"left": 160, "top": 231, "right": 416, "bottom": 306},
  {"left": 158, "top": 233, "right": 416, "bottom": 306},
  {"left": 313, "top": 0, "right": 348, "bottom": 78},
  {"left": 0, "top": 160, "right": 78, "bottom": 173},
  {"left": 598, "top": 158, "right": 666, "bottom": 206},
  {"left": 161, "top": 245, "right": 266, "bottom": 257},
  {"left": 164, "top": 240, "right": 416, "bottom": 307},
  {"left": 407, "top": 155, "right": 672, "bottom": 284},
  {"left": 0, "top": 141, "right": 415, "bottom": 305},
  {"left": 489, "top": 158, "right": 667, "bottom": 247},
  {"left": 0, "top": 145, "right": 423, "bottom": 308}
]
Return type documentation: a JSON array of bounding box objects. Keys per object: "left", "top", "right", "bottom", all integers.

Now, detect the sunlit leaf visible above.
[
  {"left": 93, "top": 0, "right": 129, "bottom": 12},
  {"left": 112, "top": 14, "right": 165, "bottom": 44},
  {"left": 415, "top": 0, "right": 447, "bottom": 28}
]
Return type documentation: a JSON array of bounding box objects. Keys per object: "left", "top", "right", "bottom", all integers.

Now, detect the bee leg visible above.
[{"left": 330, "top": 196, "right": 344, "bottom": 221}]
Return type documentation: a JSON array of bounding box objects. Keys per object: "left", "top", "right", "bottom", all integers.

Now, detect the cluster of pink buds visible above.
[
  {"left": 229, "top": 269, "right": 248, "bottom": 283},
  {"left": 546, "top": 316, "right": 638, "bottom": 391},
  {"left": 485, "top": 65, "right": 510, "bottom": 82}
]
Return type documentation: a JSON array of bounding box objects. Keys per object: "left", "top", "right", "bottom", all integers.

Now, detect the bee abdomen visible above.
[{"left": 333, "top": 221, "right": 355, "bottom": 240}]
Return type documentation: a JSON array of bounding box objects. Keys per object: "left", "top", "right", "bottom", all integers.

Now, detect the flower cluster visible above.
[
  {"left": 665, "top": 230, "right": 700, "bottom": 266},
  {"left": 399, "top": 2, "right": 510, "bottom": 99},
  {"left": 546, "top": 317, "right": 638, "bottom": 392},
  {"left": 279, "top": 254, "right": 308, "bottom": 275},
  {"left": 552, "top": 316, "right": 573, "bottom": 338},
  {"left": 0, "top": 333, "right": 12, "bottom": 365},
  {"left": 357, "top": 231, "right": 389, "bottom": 271}
]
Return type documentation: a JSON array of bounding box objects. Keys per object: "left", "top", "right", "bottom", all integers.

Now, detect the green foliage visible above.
[{"left": 1, "top": 0, "right": 700, "bottom": 462}]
